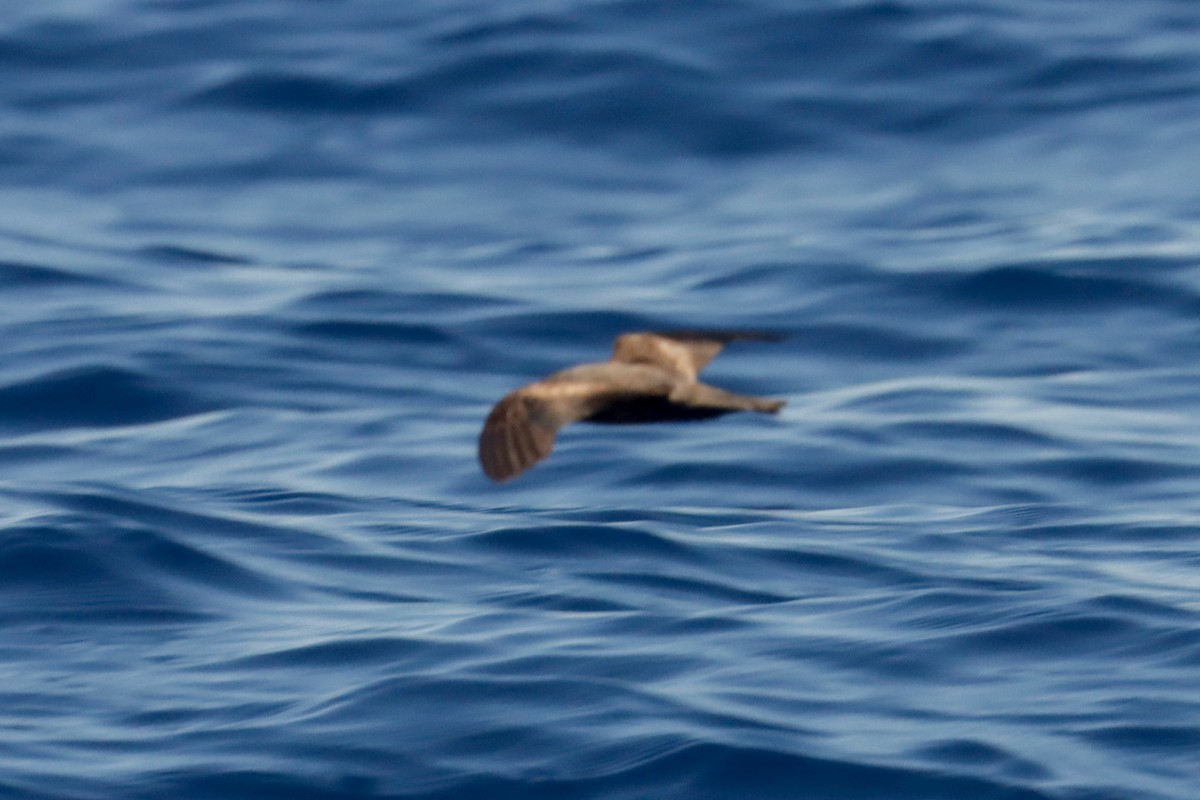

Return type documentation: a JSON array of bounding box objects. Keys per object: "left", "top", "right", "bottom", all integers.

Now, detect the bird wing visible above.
[
  {"left": 609, "top": 330, "right": 781, "bottom": 381},
  {"left": 478, "top": 379, "right": 623, "bottom": 482}
]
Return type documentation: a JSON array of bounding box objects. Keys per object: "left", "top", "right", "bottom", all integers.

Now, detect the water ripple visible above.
[{"left": 2, "top": 2, "right": 1199, "bottom": 799}]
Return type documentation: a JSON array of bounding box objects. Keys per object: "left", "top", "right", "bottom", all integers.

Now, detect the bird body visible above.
[{"left": 478, "top": 330, "right": 784, "bottom": 482}]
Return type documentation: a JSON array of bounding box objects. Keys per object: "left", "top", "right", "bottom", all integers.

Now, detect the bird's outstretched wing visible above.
[
  {"left": 478, "top": 380, "right": 616, "bottom": 482},
  {"left": 609, "top": 330, "right": 781, "bottom": 381}
]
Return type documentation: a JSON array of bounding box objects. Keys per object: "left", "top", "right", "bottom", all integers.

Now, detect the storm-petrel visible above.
[{"left": 479, "top": 330, "right": 785, "bottom": 482}]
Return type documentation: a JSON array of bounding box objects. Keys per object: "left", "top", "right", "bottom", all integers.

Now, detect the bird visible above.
[{"left": 478, "top": 330, "right": 785, "bottom": 482}]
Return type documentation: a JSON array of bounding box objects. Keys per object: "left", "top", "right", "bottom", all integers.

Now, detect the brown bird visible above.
[{"left": 478, "top": 330, "right": 785, "bottom": 482}]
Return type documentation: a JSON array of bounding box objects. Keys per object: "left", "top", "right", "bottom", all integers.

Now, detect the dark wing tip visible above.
[
  {"left": 478, "top": 392, "right": 557, "bottom": 482},
  {"left": 654, "top": 329, "right": 785, "bottom": 344}
]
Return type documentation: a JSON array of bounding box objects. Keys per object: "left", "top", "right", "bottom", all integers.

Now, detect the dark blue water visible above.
[{"left": 3, "top": 1, "right": 1199, "bottom": 798}]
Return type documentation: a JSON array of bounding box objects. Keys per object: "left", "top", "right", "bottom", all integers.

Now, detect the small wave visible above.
[
  {"left": 226, "top": 636, "right": 433, "bottom": 671},
  {"left": 889, "top": 420, "right": 1058, "bottom": 446},
  {"left": 0, "top": 517, "right": 244, "bottom": 625},
  {"left": 929, "top": 264, "right": 1186, "bottom": 312},
  {"left": 466, "top": 308, "right": 658, "bottom": 344},
  {"left": 184, "top": 46, "right": 810, "bottom": 157},
  {"left": 472, "top": 523, "right": 694, "bottom": 561},
  {"left": 433, "top": 13, "right": 578, "bottom": 47},
  {"left": 289, "top": 319, "right": 456, "bottom": 347},
  {"left": 1031, "top": 455, "right": 1195, "bottom": 485},
  {"left": 945, "top": 611, "right": 1138, "bottom": 659},
  {"left": 913, "top": 739, "right": 1052, "bottom": 782},
  {"left": 584, "top": 569, "right": 791, "bottom": 606},
  {"left": 0, "top": 260, "right": 118, "bottom": 288},
  {"left": 1009, "top": 52, "right": 1200, "bottom": 112},
  {"left": 803, "top": 455, "right": 970, "bottom": 491},
  {"left": 792, "top": 322, "right": 965, "bottom": 361},
  {"left": 186, "top": 71, "right": 417, "bottom": 114},
  {"left": 287, "top": 288, "right": 515, "bottom": 319},
  {"left": 138, "top": 244, "right": 252, "bottom": 266},
  {"left": 621, "top": 461, "right": 788, "bottom": 490},
  {"left": 217, "top": 487, "right": 359, "bottom": 516},
  {"left": 131, "top": 745, "right": 1059, "bottom": 800},
  {"left": 741, "top": 545, "right": 926, "bottom": 589},
  {"left": 0, "top": 365, "right": 213, "bottom": 431},
  {"left": 43, "top": 487, "right": 327, "bottom": 548},
  {"left": 559, "top": 741, "right": 1057, "bottom": 800},
  {"left": 1081, "top": 723, "right": 1200, "bottom": 753}
]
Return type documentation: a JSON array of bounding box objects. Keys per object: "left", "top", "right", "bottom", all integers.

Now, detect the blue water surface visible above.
[{"left": 2, "top": 1, "right": 1199, "bottom": 798}]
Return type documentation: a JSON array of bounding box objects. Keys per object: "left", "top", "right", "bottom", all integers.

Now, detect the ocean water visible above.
[{"left": 2, "top": 1, "right": 1200, "bottom": 798}]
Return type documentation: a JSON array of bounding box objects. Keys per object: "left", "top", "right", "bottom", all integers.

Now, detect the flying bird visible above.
[{"left": 478, "top": 330, "right": 785, "bottom": 482}]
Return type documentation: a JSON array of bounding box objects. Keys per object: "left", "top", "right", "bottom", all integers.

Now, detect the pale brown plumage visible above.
[{"left": 478, "top": 330, "right": 785, "bottom": 482}]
